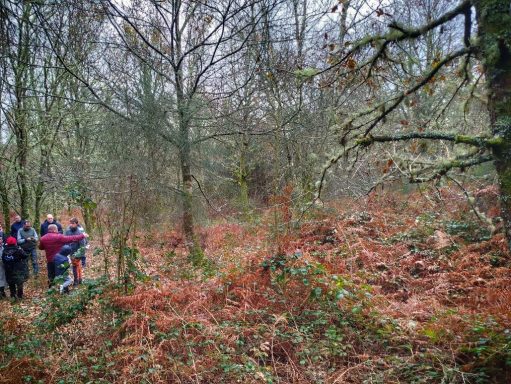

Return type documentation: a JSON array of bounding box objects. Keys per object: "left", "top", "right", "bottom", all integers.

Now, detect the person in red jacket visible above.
[{"left": 39, "top": 224, "right": 88, "bottom": 287}]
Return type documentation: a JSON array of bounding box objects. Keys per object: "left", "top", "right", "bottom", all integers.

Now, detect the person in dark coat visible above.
[
  {"left": 10, "top": 215, "right": 25, "bottom": 237},
  {"left": 2, "top": 237, "right": 29, "bottom": 299},
  {"left": 40, "top": 214, "right": 63, "bottom": 237}
]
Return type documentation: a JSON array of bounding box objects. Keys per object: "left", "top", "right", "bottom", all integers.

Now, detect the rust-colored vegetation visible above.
[{"left": 0, "top": 188, "right": 510, "bottom": 383}]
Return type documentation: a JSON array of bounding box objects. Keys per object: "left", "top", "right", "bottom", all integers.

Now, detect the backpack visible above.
[{"left": 2, "top": 247, "right": 18, "bottom": 263}]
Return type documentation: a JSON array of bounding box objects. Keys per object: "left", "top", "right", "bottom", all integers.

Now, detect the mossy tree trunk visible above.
[
  {"left": 475, "top": 0, "right": 511, "bottom": 247},
  {"left": 174, "top": 20, "right": 203, "bottom": 263},
  {"left": 238, "top": 134, "right": 250, "bottom": 219},
  {"left": 0, "top": 172, "right": 10, "bottom": 229},
  {"left": 14, "top": 111, "right": 29, "bottom": 220},
  {"left": 6, "top": 2, "right": 32, "bottom": 221},
  {"left": 179, "top": 123, "right": 200, "bottom": 256},
  {"left": 176, "top": 83, "right": 203, "bottom": 264}
]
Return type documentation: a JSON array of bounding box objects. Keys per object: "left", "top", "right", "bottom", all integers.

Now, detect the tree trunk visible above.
[
  {"left": 172, "top": 2, "right": 203, "bottom": 263},
  {"left": 178, "top": 108, "right": 203, "bottom": 263},
  {"left": 339, "top": 0, "right": 350, "bottom": 46},
  {"left": 14, "top": 112, "right": 29, "bottom": 220},
  {"left": 82, "top": 205, "right": 94, "bottom": 234},
  {"left": 238, "top": 135, "right": 250, "bottom": 219},
  {"left": 34, "top": 183, "right": 43, "bottom": 233},
  {"left": 179, "top": 140, "right": 203, "bottom": 264},
  {"left": 12, "top": 2, "right": 32, "bottom": 221},
  {"left": 180, "top": 144, "right": 194, "bottom": 243},
  {"left": 0, "top": 172, "right": 10, "bottom": 229},
  {"left": 476, "top": 0, "right": 511, "bottom": 247},
  {"left": 34, "top": 150, "right": 48, "bottom": 234}
]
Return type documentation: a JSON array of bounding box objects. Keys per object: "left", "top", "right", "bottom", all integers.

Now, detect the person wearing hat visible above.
[
  {"left": 1, "top": 237, "right": 29, "bottom": 300},
  {"left": 54, "top": 245, "right": 74, "bottom": 294}
]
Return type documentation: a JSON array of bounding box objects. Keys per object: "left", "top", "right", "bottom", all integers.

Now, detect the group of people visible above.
[{"left": 0, "top": 214, "right": 89, "bottom": 300}]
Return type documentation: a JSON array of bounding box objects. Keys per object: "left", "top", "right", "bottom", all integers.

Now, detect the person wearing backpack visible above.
[
  {"left": 17, "top": 220, "right": 39, "bottom": 275},
  {"left": 2, "top": 237, "right": 29, "bottom": 300}
]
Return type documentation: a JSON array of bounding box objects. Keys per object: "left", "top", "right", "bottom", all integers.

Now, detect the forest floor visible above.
[{"left": 0, "top": 188, "right": 510, "bottom": 384}]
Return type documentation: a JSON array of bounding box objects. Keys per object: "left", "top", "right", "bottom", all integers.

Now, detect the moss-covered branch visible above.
[
  {"left": 354, "top": 131, "right": 504, "bottom": 148},
  {"left": 409, "top": 154, "right": 494, "bottom": 183}
]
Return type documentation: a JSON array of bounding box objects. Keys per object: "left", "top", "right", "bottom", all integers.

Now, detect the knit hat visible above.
[
  {"left": 59, "top": 245, "right": 73, "bottom": 256},
  {"left": 6, "top": 236, "right": 17, "bottom": 246}
]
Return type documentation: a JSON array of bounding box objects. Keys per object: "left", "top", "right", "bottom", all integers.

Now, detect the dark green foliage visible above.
[
  {"left": 459, "top": 319, "right": 511, "bottom": 382},
  {"left": 35, "top": 277, "right": 107, "bottom": 331},
  {"left": 445, "top": 220, "right": 492, "bottom": 242}
]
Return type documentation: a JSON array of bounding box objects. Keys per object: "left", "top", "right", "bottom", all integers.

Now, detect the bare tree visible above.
[{"left": 100, "top": 0, "right": 272, "bottom": 261}]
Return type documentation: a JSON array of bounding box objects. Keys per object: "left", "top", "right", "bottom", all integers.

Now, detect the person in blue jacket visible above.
[
  {"left": 54, "top": 245, "right": 73, "bottom": 294},
  {"left": 10, "top": 215, "right": 25, "bottom": 237}
]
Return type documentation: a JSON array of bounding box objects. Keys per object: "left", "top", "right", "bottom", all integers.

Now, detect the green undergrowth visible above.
[
  {"left": 0, "top": 277, "right": 114, "bottom": 383},
  {"left": 35, "top": 277, "right": 108, "bottom": 331}
]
